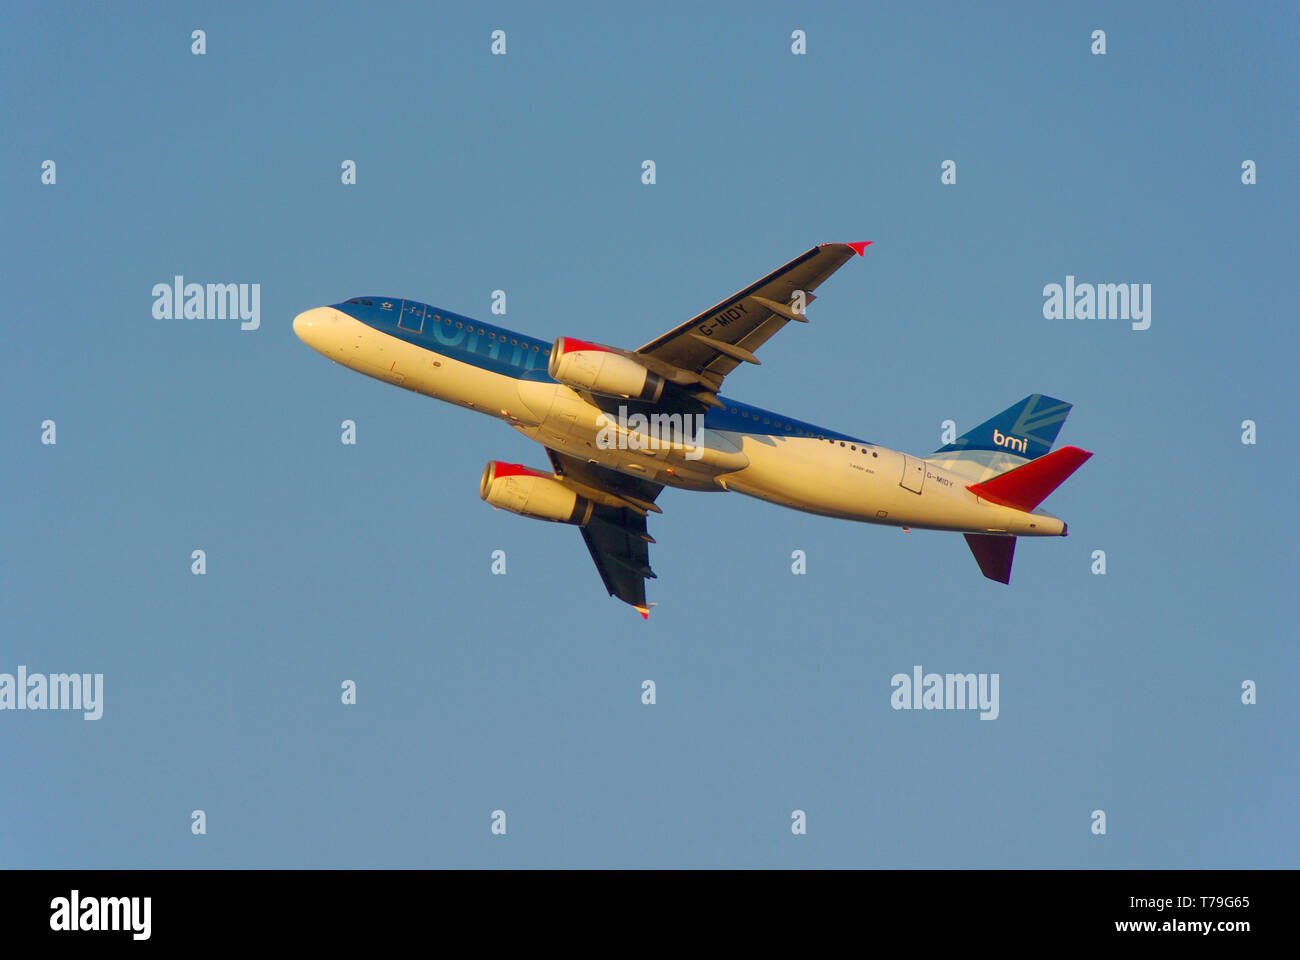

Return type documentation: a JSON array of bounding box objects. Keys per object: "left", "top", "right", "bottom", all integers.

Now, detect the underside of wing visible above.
[
  {"left": 580, "top": 514, "right": 656, "bottom": 616},
  {"left": 547, "top": 449, "right": 663, "bottom": 617},
  {"left": 634, "top": 242, "right": 870, "bottom": 401}
]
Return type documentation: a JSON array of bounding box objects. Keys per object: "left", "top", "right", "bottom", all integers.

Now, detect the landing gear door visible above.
[{"left": 900, "top": 455, "right": 925, "bottom": 494}]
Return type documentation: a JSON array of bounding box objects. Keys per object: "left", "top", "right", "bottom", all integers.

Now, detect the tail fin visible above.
[
  {"left": 930, "top": 394, "right": 1072, "bottom": 484},
  {"left": 967, "top": 446, "right": 1093, "bottom": 512}
]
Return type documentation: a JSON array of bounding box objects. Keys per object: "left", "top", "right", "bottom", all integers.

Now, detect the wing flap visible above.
[
  {"left": 547, "top": 449, "right": 664, "bottom": 616},
  {"left": 580, "top": 512, "right": 656, "bottom": 614},
  {"left": 635, "top": 242, "right": 869, "bottom": 390}
]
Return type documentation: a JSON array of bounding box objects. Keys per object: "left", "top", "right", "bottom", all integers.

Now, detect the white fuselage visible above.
[{"left": 293, "top": 306, "right": 1064, "bottom": 538}]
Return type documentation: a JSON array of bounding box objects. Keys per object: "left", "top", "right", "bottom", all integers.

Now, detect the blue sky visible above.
[{"left": 2, "top": 1, "right": 1295, "bottom": 867}]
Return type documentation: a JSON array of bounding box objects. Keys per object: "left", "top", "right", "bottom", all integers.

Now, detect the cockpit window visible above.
[{"left": 346, "top": 298, "right": 360, "bottom": 304}]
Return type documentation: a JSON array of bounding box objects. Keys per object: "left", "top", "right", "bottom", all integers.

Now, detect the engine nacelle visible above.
[
  {"left": 549, "top": 336, "right": 665, "bottom": 402},
  {"left": 479, "top": 461, "right": 594, "bottom": 525}
]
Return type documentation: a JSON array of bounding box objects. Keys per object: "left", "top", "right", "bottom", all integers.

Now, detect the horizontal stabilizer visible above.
[
  {"left": 968, "top": 446, "right": 1093, "bottom": 512},
  {"left": 964, "top": 534, "right": 1016, "bottom": 584}
]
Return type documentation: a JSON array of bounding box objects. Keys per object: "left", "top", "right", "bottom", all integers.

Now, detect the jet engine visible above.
[
  {"left": 548, "top": 336, "right": 665, "bottom": 402},
  {"left": 479, "top": 461, "right": 594, "bottom": 525}
]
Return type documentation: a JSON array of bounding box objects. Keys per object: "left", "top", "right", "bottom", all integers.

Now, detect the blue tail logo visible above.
[
  {"left": 992, "top": 428, "right": 1029, "bottom": 454},
  {"left": 935, "top": 394, "right": 1072, "bottom": 461}
]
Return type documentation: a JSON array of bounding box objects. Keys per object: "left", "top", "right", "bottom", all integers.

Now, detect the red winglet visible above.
[
  {"left": 967, "top": 446, "right": 1093, "bottom": 512},
  {"left": 846, "top": 241, "right": 872, "bottom": 256}
]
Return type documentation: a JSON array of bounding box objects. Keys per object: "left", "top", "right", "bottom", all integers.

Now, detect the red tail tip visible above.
[{"left": 846, "top": 241, "right": 872, "bottom": 256}]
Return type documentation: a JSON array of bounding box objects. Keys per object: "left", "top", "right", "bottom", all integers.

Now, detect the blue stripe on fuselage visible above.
[
  {"left": 701, "top": 401, "right": 868, "bottom": 444},
  {"left": 336, "top": 298, "right": 870, "bottom": 444},
  {"left": 337, "top": 297, "right": 553, "bottom": 380}
]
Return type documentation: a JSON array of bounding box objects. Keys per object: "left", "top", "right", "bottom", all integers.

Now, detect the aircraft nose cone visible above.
[{"left": 293, "top": 306, "right": 337, "bottom": 346}]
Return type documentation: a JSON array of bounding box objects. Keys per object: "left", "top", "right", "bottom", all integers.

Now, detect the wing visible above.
[
  {"left": 634, "top": 242, "right": 870, "bottom": 402},
  {"left": 547, "top": 449, "right": 663, "bottom": 618}
]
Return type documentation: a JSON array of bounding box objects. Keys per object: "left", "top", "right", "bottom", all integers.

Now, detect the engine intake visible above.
[
  {"left": 479, "top": 461, "right": 594, "bottom": 525},
  {"left": 549, "top": 336, "right": 665, "bottom": 402}
]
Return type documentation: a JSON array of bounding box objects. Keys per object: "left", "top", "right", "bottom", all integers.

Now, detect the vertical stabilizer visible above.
[{"left": 930, "top": 394, "right": 1072, "bottom": 483}]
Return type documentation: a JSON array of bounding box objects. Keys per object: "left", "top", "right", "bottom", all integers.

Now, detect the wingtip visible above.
[
  {"left": 635, "top": 605, "right": 650, "bottom": 620},
  {"left": 819, "top": 241, "right": 872, "bottom": 256}
]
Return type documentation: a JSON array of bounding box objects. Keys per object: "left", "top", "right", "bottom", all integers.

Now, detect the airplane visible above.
[{"left": 293, "top": 242, "right": 1091, "bottom": 617}]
